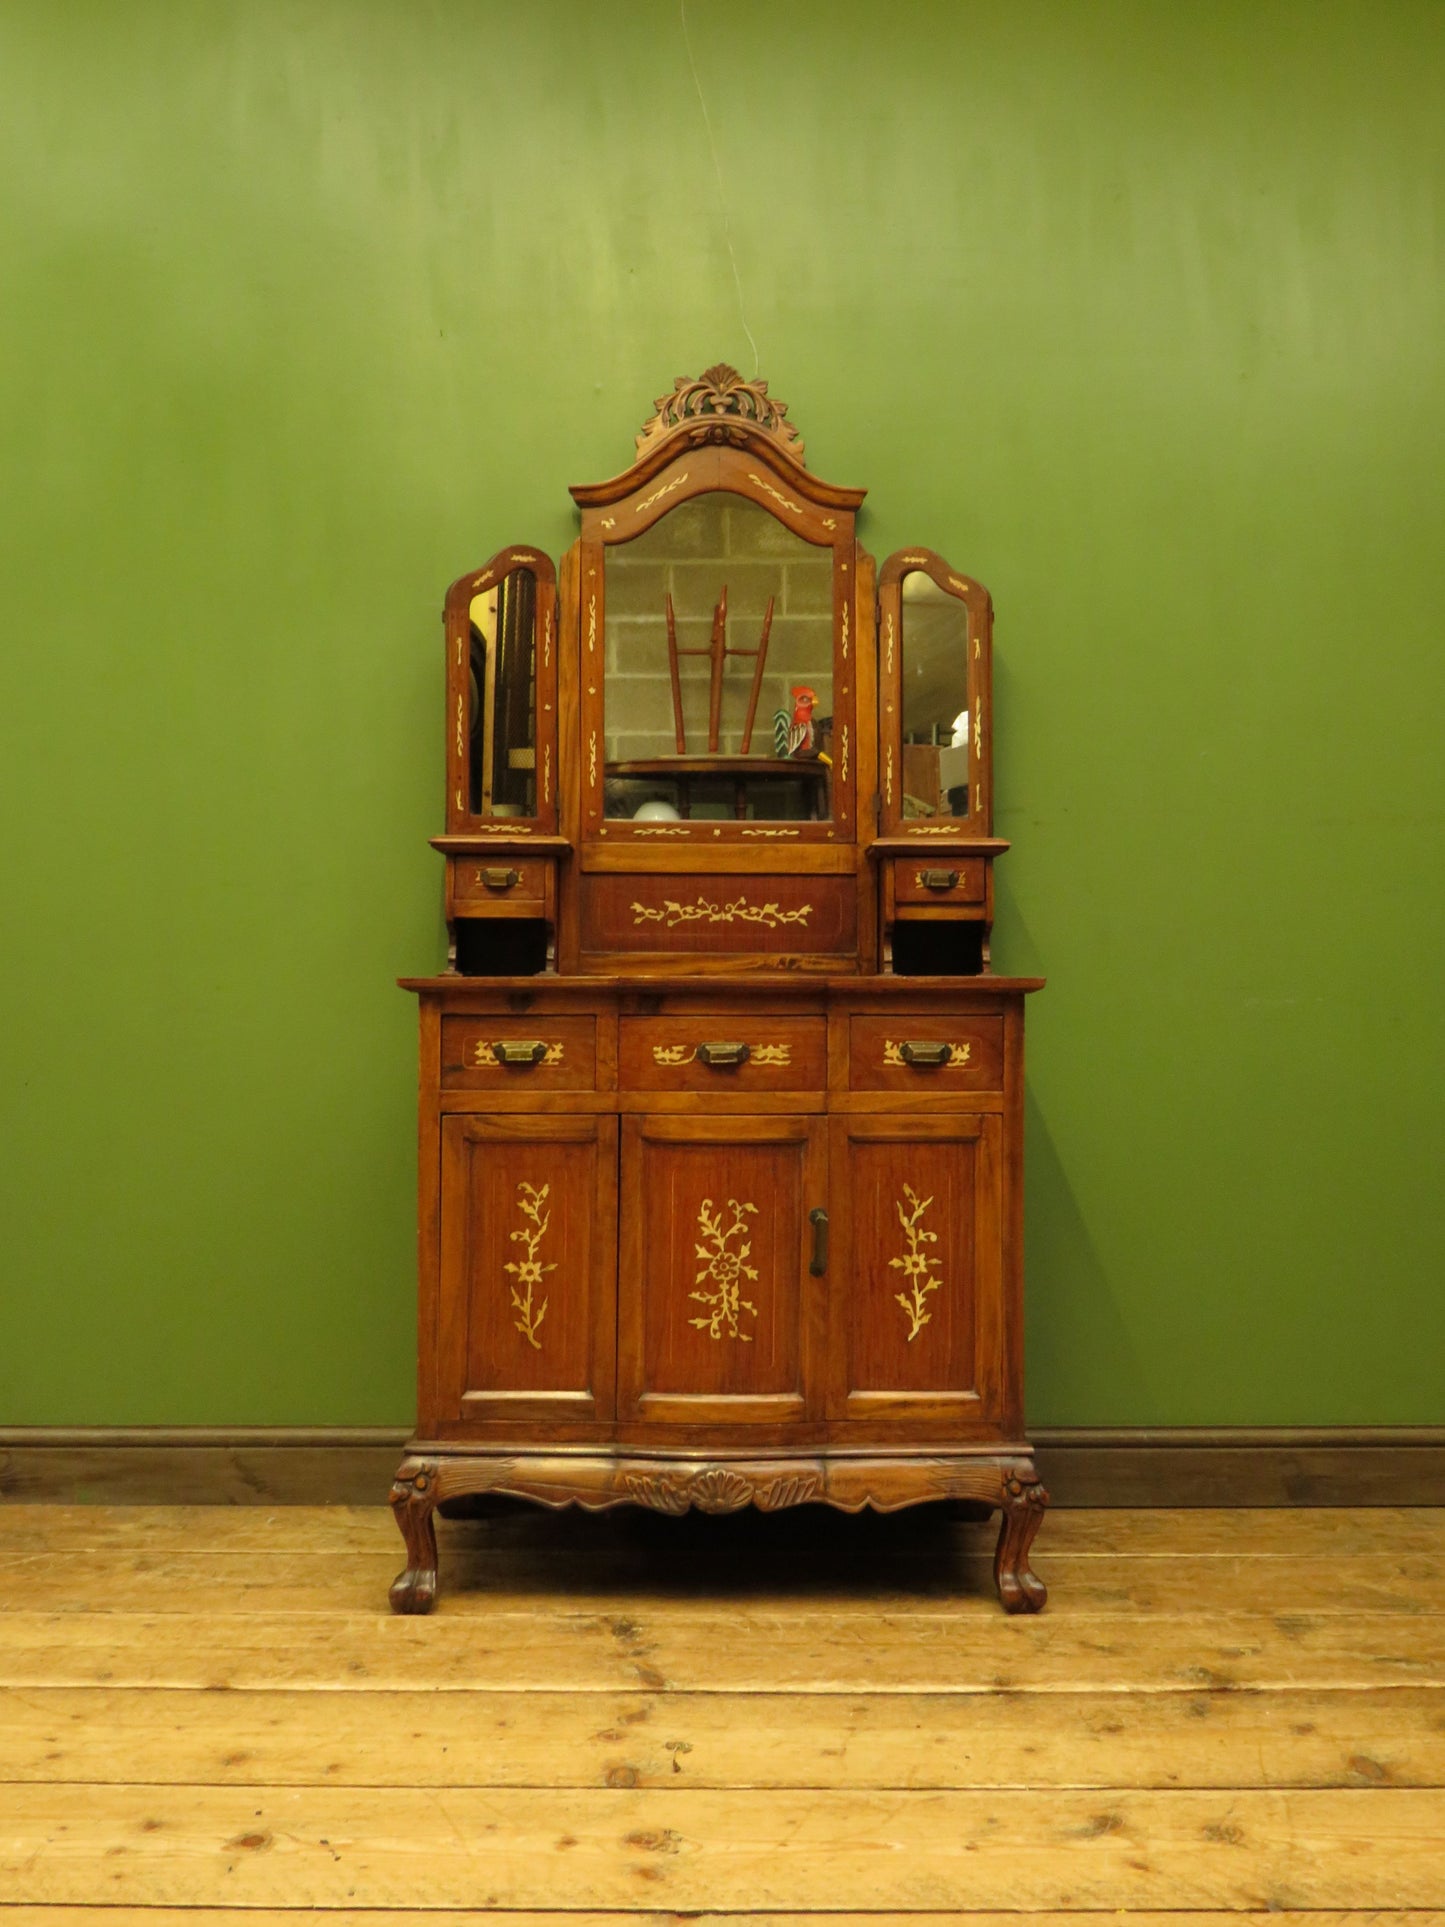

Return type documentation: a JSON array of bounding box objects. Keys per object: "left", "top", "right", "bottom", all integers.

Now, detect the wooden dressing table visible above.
[{"left": 390, "top": 366, "right": 1048, "bottom": 1613}]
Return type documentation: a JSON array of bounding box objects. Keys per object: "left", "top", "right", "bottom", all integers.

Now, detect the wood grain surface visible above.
[{"left": 0, "top": 1503, "right": 1442, "bottom": 1918}]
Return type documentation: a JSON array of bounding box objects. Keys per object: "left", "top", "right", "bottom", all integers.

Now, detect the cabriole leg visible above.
[
  {"left": 994, "top": 1472, "right": 1049, "bottom": 1613},
  {"left": 389, "top": 1458, "right": 440, "bottom": 1614}
]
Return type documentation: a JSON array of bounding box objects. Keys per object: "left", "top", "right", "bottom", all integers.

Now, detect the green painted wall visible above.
[{"left": 2, "top": 0, "right": 1441, "bottom": 1426}]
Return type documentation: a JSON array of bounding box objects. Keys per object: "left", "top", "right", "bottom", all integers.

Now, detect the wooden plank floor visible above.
[{"left": 0, "top": 1502, "right": 1442, "bottom": 1921}]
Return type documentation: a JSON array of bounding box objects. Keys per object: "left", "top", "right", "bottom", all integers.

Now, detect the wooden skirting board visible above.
[{"left": 1, "top": 1425, "right": 1442, "bottom": 1506}]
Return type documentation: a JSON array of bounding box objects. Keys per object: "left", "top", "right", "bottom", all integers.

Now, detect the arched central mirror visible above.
[{"left": 602, "top": 493, "right": 836, "bottom": 823}]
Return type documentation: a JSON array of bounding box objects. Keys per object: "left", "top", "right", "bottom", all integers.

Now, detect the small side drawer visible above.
[
  {"left": 442, "top": 1015, "right": 597, "bottom": 1090},
  {"left": 849, "top": 1014, "right": 1004, "bottom": 1092},
  {"left": 620, "top": 1017, "right": 827, "bottom": 1092},
  {"left": 892, "top": 858, "right": 986, "bottom": 907},
  {"left": 451, "top": 856, "right": 552, "bottom": 909}
]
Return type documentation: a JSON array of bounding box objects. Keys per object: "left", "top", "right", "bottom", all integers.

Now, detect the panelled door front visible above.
[
  {"left": 827, "top": 1113, "right": 1009, "bottom": 1432},
  {"left": 436, "top": 1114, "right": 617, "bottom": 1428},
  {"left": 618, "top": 1114, "right": 827, "bottom": 1426}
]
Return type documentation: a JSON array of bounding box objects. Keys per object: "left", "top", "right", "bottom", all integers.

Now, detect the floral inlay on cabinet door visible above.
[
  {"left": 504, "top": 1181, "right": 557, "bottom": 1350},
  {"left": 891, "top": 1184, "right": 943, "bottom": 1341},
  {"left": 689, "top": 1197, "right": 760, "bottom": 1341}
]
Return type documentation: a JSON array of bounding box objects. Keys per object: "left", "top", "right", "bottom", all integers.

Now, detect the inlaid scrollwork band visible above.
[
  {"left": 635, "top": 471, "right": 691, "bottom": 514},
  {"left": 631, "top": 895, "right": 813, "bottom": 930},
  {"left": 882, "top": 1039, "right": 972, "bottom": 1067},
  {"left": 651, "top": 1043, "right": 791, "bottom": 1067},
  {"left": 470, "top": 1040, "right": 565, "bottom": 1068}
]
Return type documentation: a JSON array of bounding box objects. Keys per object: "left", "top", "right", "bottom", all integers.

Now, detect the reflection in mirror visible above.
[
  {"left": 468, "top": 568, "right": 537, "bottom": 817},
  {"left": 900, "top": 571, "right": 970, "bottom": 819},
  {"left": 603, "top": 494, "right": 834, "bottom": 821}
]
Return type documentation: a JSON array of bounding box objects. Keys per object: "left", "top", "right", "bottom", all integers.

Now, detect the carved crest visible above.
[{"left": 636, "top": 363, "right": 806, "bottom": 463}]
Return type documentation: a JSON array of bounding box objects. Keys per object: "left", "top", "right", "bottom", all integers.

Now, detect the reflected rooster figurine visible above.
[{"left": 773, "top": 684, "right": 817, "bottom": 759}]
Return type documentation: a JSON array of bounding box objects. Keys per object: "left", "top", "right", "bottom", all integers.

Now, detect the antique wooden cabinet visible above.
[{"left": 391, "top": 367, "right": 1047, "bottom": 1613}]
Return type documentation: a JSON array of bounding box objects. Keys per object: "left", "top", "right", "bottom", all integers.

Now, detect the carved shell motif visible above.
[
  {"left": 636, "top": 364, "right": 806, "bottom": 463},
  {"left": 620, "top": 1466, "right": 825, "bottom": 1514}
]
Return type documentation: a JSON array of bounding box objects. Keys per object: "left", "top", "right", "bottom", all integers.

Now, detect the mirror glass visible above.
[
  {"left": 603, "top": 494, "right": 834, "bottom": 821},
  {"left": 468, "top": 567, "right": 537, "bottom": 817},
  {"left": 899, "top": 571, "right": 970, "bottom": 819}
]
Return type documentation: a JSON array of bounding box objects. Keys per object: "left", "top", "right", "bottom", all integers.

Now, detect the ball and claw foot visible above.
[
  {"left": 994, "top": 1473, "right": 1049, "bottom": 1614},
  {"left": 389, "top": 1564, "right": 438, "bottom": 1615},
  {"left": 389, "top": 1460, "right": 440, "bottom": 1615}
]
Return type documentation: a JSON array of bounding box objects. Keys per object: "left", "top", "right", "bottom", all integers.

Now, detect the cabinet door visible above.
[
  {"left": 619, "top": 1114, "right": 827, "bottom": 1425},
  {"left": 827, "top": 1114, "right": 1007, "bottom": 1430},
  {"left": 436, "top": 1114, "right": 616, "bottom": 1425}
]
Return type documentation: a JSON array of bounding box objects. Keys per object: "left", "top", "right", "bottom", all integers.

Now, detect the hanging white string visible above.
[{"left": 680, "top": 0, "right": 760, "bottom": 377}]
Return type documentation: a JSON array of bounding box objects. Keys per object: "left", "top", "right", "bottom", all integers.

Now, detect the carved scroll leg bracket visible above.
[
  {"left": 994, "top": 1471, "right": 1049, "bottom": 1615},
  {"left": 389, "top": 1458, "right": 441, "bottom": 1615}
]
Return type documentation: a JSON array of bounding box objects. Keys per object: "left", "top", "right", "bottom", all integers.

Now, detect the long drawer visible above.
[
  {"left": 619, "top": 1016, "right": 827, "bottom": 1092},
  {"left": 582, "top": 872, "right": 856, "bottom": 956}
]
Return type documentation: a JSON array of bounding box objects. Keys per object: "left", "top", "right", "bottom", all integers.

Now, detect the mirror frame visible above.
[
  {"left": 877, "top": 547, "right": 992, "bottom": 839},
  {"left": 573, "top": 443, "right": 863, "bottom": 849},
  {"left": 443, "top": 545, "right": 558, "bottom": 836}
]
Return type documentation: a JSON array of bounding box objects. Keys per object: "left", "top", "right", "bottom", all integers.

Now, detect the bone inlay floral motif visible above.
[
  {"left": 504, "top": 1181, "right": 556, "bottom": 1350},
  {"left": 891, "top": 1184, "right": 942, "bottom": 1342},
  {"left": 651, "top": 1043, "right": 791, "bottom": 1067},
  {"left": 689, "top": 1197, "right": 760, "bottom": 1341},
  {"left": 883, "top": 1039, "right": 972, "bottom": 1066},
  {"left": 471, "top": 1041, "right": 564, "bottom": 1067},
  {"left": 630, "top": 896, "right": 813, "bottom": 930}
]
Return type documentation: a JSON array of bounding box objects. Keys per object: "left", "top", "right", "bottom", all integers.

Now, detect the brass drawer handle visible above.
[
  {"left": 490, "top": 1039, "right": 549, "bottom": 1067},
  {"left": 809, "top": 1207, "right": 830, "bottom": 1276},
  {"left": 918, "top": 868, "right": 960, "bottom": 891},
  {"left": 478, "top": 866, "right": 521, "bottom": 891},
  {"left": 900, "top": 1040, "right": 953, "bottom": 1067},
  {"left": 696, "top": 1041, "right": 752, "bottom": 1068}
]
